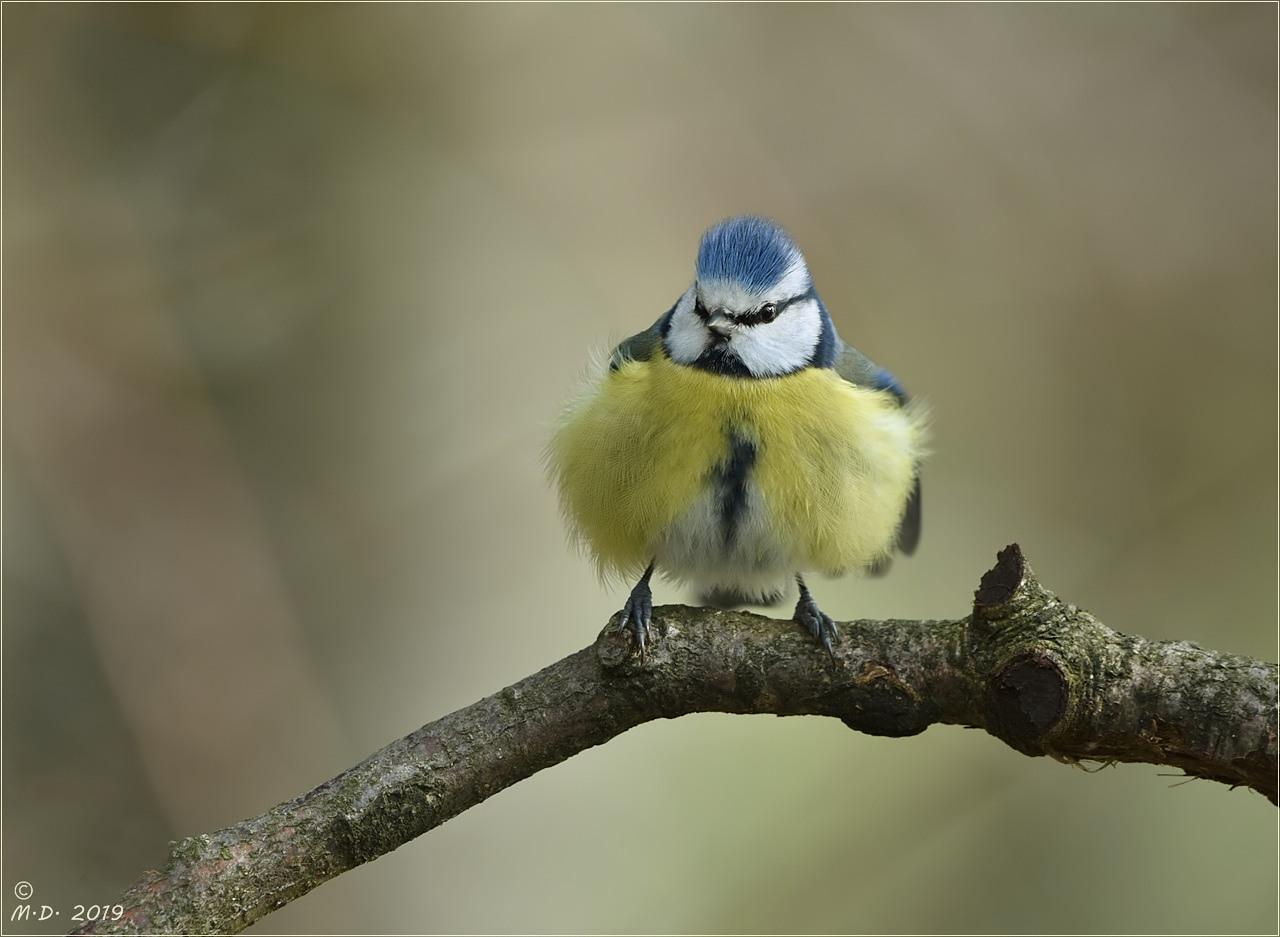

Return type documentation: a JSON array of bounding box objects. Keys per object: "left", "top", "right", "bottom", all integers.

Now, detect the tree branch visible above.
[{"left": 75, "top": 545, "right": 1277, "bottom": 935}]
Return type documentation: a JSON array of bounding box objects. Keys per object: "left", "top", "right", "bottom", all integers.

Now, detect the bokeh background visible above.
[{"left": 4, "top": 4, "right": 1276, "bottom": 934}]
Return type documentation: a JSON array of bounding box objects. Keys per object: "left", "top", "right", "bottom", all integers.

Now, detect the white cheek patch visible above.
[
  {"left": 663, "top": 286, "right": 706, "bottom": 365},
  {"left": 732, "top": 298, "right": 823, "bottom": 376}
]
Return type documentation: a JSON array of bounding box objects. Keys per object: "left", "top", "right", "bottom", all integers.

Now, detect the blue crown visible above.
[{"left": 696, "top": 216, "right": 802, "bottom": 292}]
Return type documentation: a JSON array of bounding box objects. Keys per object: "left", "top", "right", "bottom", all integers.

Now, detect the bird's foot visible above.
[
  {"left": 619, "top": 562, "right": 655, "bottom": 656},
  {"left": 793, "top": 574, "right": 838, "bottom": 660}
]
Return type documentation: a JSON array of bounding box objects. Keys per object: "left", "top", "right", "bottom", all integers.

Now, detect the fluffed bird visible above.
[{"left": 547, "top": 216, "right": 926, "bottom": 656}]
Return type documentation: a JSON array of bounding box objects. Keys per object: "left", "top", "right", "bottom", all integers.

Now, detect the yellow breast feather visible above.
[{"left": 548, "top": 349, "right": 926, "bottom": 584}]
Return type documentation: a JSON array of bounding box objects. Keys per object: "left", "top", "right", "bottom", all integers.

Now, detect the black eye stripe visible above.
[
  {"left": 737, "top": 306, "right": 771, "bottom": 327},
  {"left": 691, "top": 292, "right": 811, "bottom": 326},
  {"left": 737, "top": 296, "right": 799, "bottom": 326}
]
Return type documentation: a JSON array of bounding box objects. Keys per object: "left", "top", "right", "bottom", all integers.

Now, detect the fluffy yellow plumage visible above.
[{"left": 548, "top": 346, "right": 926, "bottom": 595}]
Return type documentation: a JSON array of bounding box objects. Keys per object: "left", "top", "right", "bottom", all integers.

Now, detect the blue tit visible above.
[{"left": 547, "top": 216, "right": 926, "bottom": 656}]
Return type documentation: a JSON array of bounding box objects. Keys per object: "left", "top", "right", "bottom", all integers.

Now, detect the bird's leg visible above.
[
  {"left": 793, "top": 574, "right": 838, "bottom": 659},
  {"left": 620, "top": 561, "right": 656, "bottom": 655}
]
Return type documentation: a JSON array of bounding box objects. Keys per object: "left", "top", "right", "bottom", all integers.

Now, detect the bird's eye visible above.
[
  {"left": 758, "top": 302, "right": 779, "bottom": 323},
  {"left": 693, "top": 299, "right": 710, "bottom": 321}
]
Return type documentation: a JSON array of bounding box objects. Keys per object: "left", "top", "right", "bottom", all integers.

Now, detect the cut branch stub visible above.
[
  {"left": 972, "top": 542, "right": 1027, "bottom": 616},
  {"left": 990, "top": 651, "right": 1069, "bottom": 745}
]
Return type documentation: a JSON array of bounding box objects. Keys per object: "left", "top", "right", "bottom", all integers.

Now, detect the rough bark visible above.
[{"left": 74, "top": 545, "right": 1278, "bottom": 935}]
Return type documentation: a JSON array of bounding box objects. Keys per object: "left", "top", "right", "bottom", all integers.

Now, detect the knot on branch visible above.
[
  {"left": 838, "top": 662, "right": 931, "bottom": 738},
  {"left": 596, "top": 619, "right": 636, "bottom": 670},
  {"left": 990, "top": 651, "right": 1068, "bottom": 747}
]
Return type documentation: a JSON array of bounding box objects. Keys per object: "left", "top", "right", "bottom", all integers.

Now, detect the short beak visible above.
[{"left": 706, "top": 309, "right": 735, "bottom": 340}]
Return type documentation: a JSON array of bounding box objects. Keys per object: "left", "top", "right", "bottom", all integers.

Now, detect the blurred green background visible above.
[{"left": 4, "top": 4, "right": 1276, "bottom": 934}]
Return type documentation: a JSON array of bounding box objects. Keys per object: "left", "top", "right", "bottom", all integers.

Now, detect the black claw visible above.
[
  {"left": 620, "top": 562, "right": 656, "bottom": 655},
  {"left": 793, "top": 574, "right": 839, "bottom": 660}
]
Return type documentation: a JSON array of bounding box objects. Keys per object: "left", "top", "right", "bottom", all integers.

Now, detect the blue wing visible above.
[
  {"left": 833, "top": 341, "right": 922, "bottom": 562},
  {"left": 608, "top": 308, "right": 674, "bottom": 370}
]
